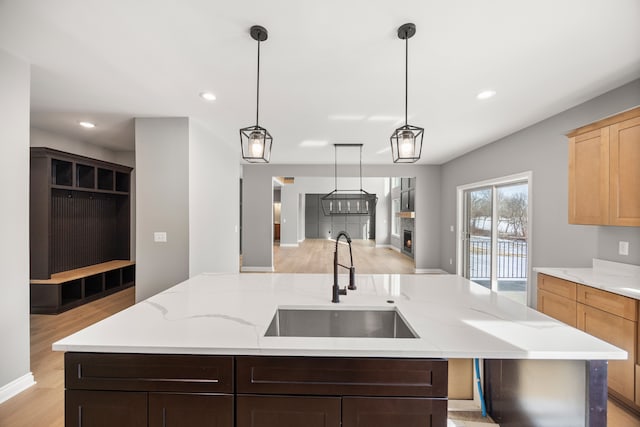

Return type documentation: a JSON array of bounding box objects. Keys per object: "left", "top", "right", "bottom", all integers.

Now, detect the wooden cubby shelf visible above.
[
  {"left": 30, "top": 147, "right": 134, "bottom": 314},
  {"left": 30, "top": 260, "right": 135, "bottom": 314}
]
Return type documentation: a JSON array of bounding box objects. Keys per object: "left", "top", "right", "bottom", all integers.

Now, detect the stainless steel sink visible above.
[{"left": 264, "top": 308, "right": 418, "bottom": 338}]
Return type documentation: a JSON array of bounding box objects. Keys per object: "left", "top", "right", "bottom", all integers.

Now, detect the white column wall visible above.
[{"left": 0, "top": 49, "right": 33, "bottom": 401}]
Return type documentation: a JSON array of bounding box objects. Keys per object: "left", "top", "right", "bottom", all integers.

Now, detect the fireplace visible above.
[{"left": 403, "top": 229, "right": 413, "bottom": 255}]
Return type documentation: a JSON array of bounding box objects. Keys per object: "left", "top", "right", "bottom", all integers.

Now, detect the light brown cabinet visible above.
[
  {"left": 536, "top": 274, "right": 577, "bottom": 327},
  {"left": 609, "top": 115, "right": 640, "bottom": 225},
  {"left": 577, "top": 303, "right": 636, "bottom": 401},
  {"left": 567, "top": 106, "right": 640, "bottom": 226},
  {"left": 537, "top": 273, "right": 639, "bottom": 407}
]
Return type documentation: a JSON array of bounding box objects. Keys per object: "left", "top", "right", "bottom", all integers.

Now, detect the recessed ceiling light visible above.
[
  {"left": 79, "top": 121, "right": 95, "bottom": 129},
  {"left": 200, "top": 91, "right": 217, "bottom": 101},
  {"left": 300, "top": 140, "right": 329, "bottom": 147},
  {"left": 477, "top": 90, "right": 496, "bottom": 100}
]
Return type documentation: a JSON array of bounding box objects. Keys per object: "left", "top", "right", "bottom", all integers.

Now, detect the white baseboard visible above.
[
  {"left": 0, "top": 372, "right": 35, "bottom": 405},
  {"left": 375, "top": 244, "right": 392, "bottom": 249},
  {"left": 389, "top": 246, "right": 401, "bottom": 253},
  {"left": 414, "top": 268, "right": 449, "bottom": 274},
  {"left": 279, "top": 243, "right": 299, "bottom": 248},
  {"left": 241, "top": 266, "right": 274, "bottom": 273}
]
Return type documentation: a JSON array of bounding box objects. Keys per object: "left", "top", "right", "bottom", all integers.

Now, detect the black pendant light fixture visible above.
[
  {"left": 390, "top": 23, "right": 423, "bottom": 163},
  {"left": 240, "top": 25, "right": 272, "bottom": 163},
  {"left": 321, "top": 144, "right": 377, "bottom": 216}
]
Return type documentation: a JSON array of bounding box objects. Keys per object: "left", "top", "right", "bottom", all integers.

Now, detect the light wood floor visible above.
[
  {"left": 2, "top": 250, "right": 640, "bottom": 426},
  {"left": 0, "top": 287, "right": 135, "bottom": 427},
  {"left": 274, "top": 238, "right": 415, "bottom": 274}
]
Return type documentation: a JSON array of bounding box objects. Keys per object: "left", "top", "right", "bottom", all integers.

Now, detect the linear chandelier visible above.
[{"left": 321, "top": 144, "right": 377, "bottom": 216}]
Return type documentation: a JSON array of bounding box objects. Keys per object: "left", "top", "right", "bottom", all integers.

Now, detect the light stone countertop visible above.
[
  {"left": 53, "top": 273, "right": 626, "bottom": 360},
  {"left": 534, "top": 259, "right": 640, "bottom": 300}
]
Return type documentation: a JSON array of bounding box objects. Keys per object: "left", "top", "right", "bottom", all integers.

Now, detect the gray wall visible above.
[
  {"left": 135, "top": 118, "right": 190, "bottom": 301},
  {"left": 0, "top": 50, "right": 32, "bottom": 395},
  {"left": 280, "top": 177, "right": 389, "bottom": 246},
  {"left": 440, "top": 79, "right": 640, "bottom": 302},
  {"left": 242, "top": 164, "right": 440, "bottom": 271},
  {"left": 188, "top": 120, "right": 240, "bottom": 276}
]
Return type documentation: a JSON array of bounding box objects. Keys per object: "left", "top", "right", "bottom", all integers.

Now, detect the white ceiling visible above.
[{"left": 1, "top": 0, "right": 639, "bottom": 164}]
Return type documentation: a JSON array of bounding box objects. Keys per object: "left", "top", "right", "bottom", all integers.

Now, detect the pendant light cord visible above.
[
  {"left": 334, "top": 144, "right": 337, "bottom": 191},
  {"left": 255, "top": 38, "right": 261, "bottom": 127},
  {"left": 404, "top": 33, "right": 408, "bottom": 127},
  {"left": 359, "top": 145, "right": 363, "bottom": 191}
]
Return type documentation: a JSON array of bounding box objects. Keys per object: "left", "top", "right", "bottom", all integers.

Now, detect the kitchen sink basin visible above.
[{"left": 264, "top": 308, "right": 418, "bottom": 338}]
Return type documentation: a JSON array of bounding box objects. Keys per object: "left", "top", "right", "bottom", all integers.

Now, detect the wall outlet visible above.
[
  {"left": 154, "top": 232, "right": 167, "bottom": 243},
  {"left": 619, "top": 241, "right": 629, "bottom": 256},
  {"left": 450, "top": 225, "right": 454, "bottom": 232},
  {"left": 449, "top": 258, "right": 453, "bottom": 265}
]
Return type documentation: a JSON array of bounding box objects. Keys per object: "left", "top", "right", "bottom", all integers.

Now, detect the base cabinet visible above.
[
  {"left": 342, "top": 397, "right": 448, "bottom": 427},
  {"left": 66, "top": 390, "right": 148, "bottom": 427},
  {"left": 537, "top": 272, "right": 640, "bottom": 409},
  {"left": 65, "top": 353, "right": 448, "bottom": 427},
  {"left": 66, "top": 391, "right": 233, "bottom": 427},
  {"left": 149, "top": 393, "right": 233, "bottom": 427},
  {"left": 237, "top": 395, "right": 341, "bottom": 427},
  {"left": 577, "top": 303, "right": 636, "bottom": 401}
]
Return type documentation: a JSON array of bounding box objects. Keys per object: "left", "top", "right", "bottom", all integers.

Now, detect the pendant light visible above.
[
  {"left": 321, "top": 144, "right": 377, "bottom": 216},
  {"left": 390, "top": 23, "right": 423, "bottom": 163},
  {"left": 240, "top": 25, "right": 272, "bottom": 163}
]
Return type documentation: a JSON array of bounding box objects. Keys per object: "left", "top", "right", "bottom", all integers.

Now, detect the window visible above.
[{"left": 391, "top": 198, "right": 400, "bottom": 236}]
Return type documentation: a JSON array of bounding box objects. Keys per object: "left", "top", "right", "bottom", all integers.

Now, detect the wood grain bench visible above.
[{"left": 30, "top": 260, "right": 135, "bottom": 314}]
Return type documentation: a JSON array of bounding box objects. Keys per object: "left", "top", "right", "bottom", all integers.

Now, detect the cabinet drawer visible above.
[
  {"left": 537, "top": 274, "right": 577, "bottom": 300},
  {"left": 577, "top": 285, "right": 637, "bottom": 321},
  {"left": 236, "top": 356, "right": 447, "bottom": 397},
  {"left": 537, "top": 289, "right": 577, "bottom": 327},
  {"left": 65, "top": 353, "right": 234, "bottom": 393}
]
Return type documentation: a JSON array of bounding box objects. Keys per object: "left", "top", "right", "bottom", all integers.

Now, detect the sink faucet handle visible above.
[{"left": 348, "top": 266, "right": 356, "bottom": 290}]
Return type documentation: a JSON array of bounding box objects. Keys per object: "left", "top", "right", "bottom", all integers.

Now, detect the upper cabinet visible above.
[{"left": 567, "top": 107, "right": 640, "bottom": 226}]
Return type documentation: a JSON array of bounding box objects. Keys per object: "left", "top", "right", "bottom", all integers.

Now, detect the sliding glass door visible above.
[{"left": 462, "top": 178, "right": 529, "bottom": 304}]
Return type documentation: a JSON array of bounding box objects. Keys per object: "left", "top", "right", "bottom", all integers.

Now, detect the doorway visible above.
[{"left": 457, "top": 172, "right": 532, "bottom": 305}]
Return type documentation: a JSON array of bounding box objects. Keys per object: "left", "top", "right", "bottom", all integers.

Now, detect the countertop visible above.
[
  {"left": 534, "top": 259, "right": 640, "bottom": 300},
  {"left": 53, "top": 273, "right": 625, "bottom": 360}
]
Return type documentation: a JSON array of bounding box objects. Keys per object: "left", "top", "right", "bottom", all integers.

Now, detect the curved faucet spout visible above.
[{"left": 332, "top": 231, "right": 356, "bottom": 303}]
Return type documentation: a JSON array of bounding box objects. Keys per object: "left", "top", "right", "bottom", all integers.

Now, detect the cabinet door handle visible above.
[{"left": 162, "top": 407, "right": 166, "bottom": 427}]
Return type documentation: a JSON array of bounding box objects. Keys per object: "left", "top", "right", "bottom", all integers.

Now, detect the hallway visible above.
[{"left": 274, "top": 239, "right": 415, "bottom": 274}]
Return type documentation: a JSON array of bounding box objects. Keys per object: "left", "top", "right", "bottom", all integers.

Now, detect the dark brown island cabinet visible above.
[
  {"left": 29, "top": 147, "right": 134, "bottom": 314},
  {"left": 64, "top": 353, "right": 448, "bottom": 427}
]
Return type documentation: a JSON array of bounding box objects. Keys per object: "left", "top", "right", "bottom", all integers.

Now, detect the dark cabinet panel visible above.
[
  {"left": 237, "top": 357, "right": 447, "bottom": 397},
  {"left": 305, "top": 194, "right": 319, "bottom": 238},
  {"left": 65, "top": 390, "right": 147, "bottom": 427},
  {"left": 149, "top": 393, "right": 233, "bottom": 427},
  {"left": 65, "top": 353, "right": 234, "bottom": 393},
  {"left": 237, "top": 395, "right": 340, "bottom": 427},
  {"left": 343, "top": 397, "right": 447, "bottom": 427},
  {"left": 30, "top": 147, "right": 132, "bottom": 280}
]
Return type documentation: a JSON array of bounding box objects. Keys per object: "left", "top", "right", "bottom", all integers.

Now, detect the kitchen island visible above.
[{"left": 54, "top": 273, "right": 625, "bottom": 427}]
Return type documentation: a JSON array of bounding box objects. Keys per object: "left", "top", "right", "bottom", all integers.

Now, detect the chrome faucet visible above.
[{"left": 332, "top": 231, "right": 356, "bottom": 303}]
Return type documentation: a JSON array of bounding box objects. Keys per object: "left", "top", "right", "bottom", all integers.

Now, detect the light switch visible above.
[
  {"left": 619, "top": 241, "right": 629, "bottom": 256},
  {"left": 154, "top": 232, "right": 167, "bottom": 243}
]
